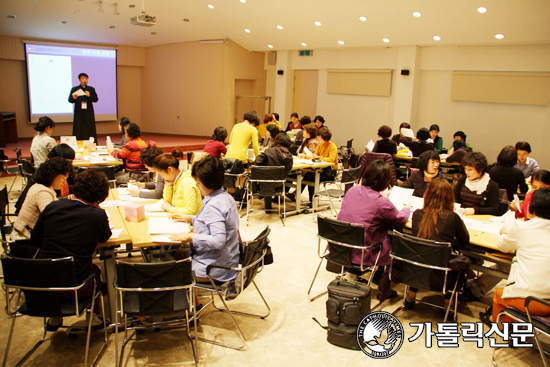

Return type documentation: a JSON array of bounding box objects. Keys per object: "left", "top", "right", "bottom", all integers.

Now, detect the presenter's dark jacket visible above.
[
  {"left": 32, "top": 199, "right": 111, "bottom": 283},
  {"left": 68, "top": 85, "right": 98, "bottom": 141}
]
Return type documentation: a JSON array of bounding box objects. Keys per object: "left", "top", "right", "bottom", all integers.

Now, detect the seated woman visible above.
[
  {"left": 372, "top": 125, "right": 397, "bottom": 155},
  {"left": 204, "top": 126, "right": 228, "bottom": 158},
  {"left": 391, "top": 122, "right": 410, "bottom": 145},
  {"left": 338, "top": 160, "right": 411, "bottom": 301},
  {"left": 30, "top": 116, "right": 56, "bottom": 168},
  {"left": 171, "top": 148, "right": 187, "bottom": 170},
  {"left": 403, "top": 128, "right": 435, "bottom": 157},
  {"left": 405, "top": 178, "right": 470, "bottom": 309},
  {"left": 169, "top": 156, "right": 240, "bottom": 283},
  {"left": 400, "top": 150, "right": 445, "bottom": 197},
  {"left": 313, "top": 115, "right": 326, "bottom": 131},
  {"left": 488, "top": 145, "right": 528, "bottom": 202},
  {"left": 429, "top": 124, "right": 443, "bottom": 153},
  {"left": 31, "top": 169, "right": 112, "bottom": 330},
  {"left": 301, "top": 127, "right": 339, "bottom": 208},
  {"left": 511, "top": 169, "right": 550, "bottom": 221},
  {"left": 128, "top": 145, "right": 165, "bottom": 199},
  {"left": 114, "top": 117, "right": 131, "bottom": 148},
  {"left": 109, "top": 122, "right": 147, "bottom": 173},
  {"left": 254, "top": 133, "right": 293, "bottom": 210},
  {"left": 47, "top": 143, "right": 76, "bottom": 197},
  {"left": 257, "top": 113, "right": 282, "bottom": 141},
  {"left": 296, "top": 123, "right": 319, "bottom": 157},
  {"left": 480, "top": 187, "right": 550, "bottom": 326},
  {"left": 454, "top": 152, "right": 500, "bottom": 215},
  {"left": 260, "top": 123, "right": 281, "bottom": 151},
  {"left": 447, "top": 131, "right": 472, "bottom": 155},
  {"left": 445, "top": 139, "right": 471, "bottom": 164},
  {"left": 152, "top": 153, "right": 202, "bottom": 215},
  {"left": 12, "top": 157, "right": 72, "bottom": 241},
  {"left": 514, "top": 141, "right": 539, "bottom": 179}
]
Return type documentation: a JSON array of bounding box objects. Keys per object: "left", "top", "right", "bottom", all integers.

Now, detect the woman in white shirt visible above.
[{"left": 30, "top": 116, "right": 56, "bottom": 168}]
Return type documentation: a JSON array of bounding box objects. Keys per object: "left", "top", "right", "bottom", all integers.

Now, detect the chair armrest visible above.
[
  {"left": 76, "top": 273, "right": 97, "bottom": 291},
  {"left": 206, "top": 263, "right": 240, "bottom": 276},
  {"left": 525, "top": 296, "right": 550, "bottom": 309}
]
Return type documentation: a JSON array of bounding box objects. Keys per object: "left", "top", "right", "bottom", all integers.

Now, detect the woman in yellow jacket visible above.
[{"left": 152, "top": 153, "right": 202, "bottom": 215}]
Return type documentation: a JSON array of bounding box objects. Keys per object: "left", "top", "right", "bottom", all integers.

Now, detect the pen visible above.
[{"left": 474, "top": 231, "right": 484, "bottom": 236}]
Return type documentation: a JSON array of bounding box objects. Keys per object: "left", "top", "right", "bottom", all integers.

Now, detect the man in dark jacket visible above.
[{"left": 254, "top": 133, "right": 293, "bottom": 210}]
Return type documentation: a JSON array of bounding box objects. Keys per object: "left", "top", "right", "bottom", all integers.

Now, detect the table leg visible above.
[
  {"left": 100, "top": 246, "right": 119, "bottom": 324},
  {"left": 295, "top": 170, "right": 302, "bottom": 211}
]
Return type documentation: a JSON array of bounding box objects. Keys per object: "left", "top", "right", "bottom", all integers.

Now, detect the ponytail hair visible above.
[
  {"left": 35, "top": 116, "right": 55, "bottom": 132},
  {"left": 172, "top": 148, "right": 184, "bottom": 160},
  {"left": 152, "top": 153, "right": 179, "bottom": 172}
]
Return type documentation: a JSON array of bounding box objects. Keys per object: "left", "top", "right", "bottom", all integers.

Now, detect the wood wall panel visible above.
[
  {"left": 117, "top": 46, "right": 145, "bottom": 67},
  {"left": 0, "top": 36, "right": 25, "bottom": 60}
]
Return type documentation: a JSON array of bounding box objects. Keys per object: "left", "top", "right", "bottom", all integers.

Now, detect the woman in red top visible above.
[
  {"left": 511, "top": 170, "right": 550, "bottom": 221},
  {"left": 203, "top": 126, "right": 227, "bottom": 158}
]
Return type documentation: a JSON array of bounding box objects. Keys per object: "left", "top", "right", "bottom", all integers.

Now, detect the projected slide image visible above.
[{"left": 28, "top": 54, "right": 73, "bottom": 114}]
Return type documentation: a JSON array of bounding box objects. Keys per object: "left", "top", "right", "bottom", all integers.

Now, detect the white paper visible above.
[
  {"left": 91, "top": 151, "right": 109, "bottom": 156},
  {"left": 106, "top": 136, "right": 113, "bottom": 152},
  {"left": 401, "top": 128, "right": 415, "bottom": 138},
  {"left": 463, "top": 218, "right": 501, "bottom": 235},
  {"left": 144, "top": 199, "right": 165, "bottom": 212},
  {"left": 100, "top": 200, "right": 130, "bottom": 208},
  {"left": 74, "top": 89, "right": 86, "bottom": 97},
  {"left": 60, "top": 136, "right": 78, "bottom": 150},
  {"left": 90, "top": 156, "right": 119, "bottom": 164},
  {"left": 304, "top": 146, "right": 313, "bottom": 158},
  {"left": 366, "top": 139, "right": 375, "bottom": 152},
  {"left": 152, "top": 235, "right": 181, "bottom": 244},
  {"left": 147, "top": 217, "right": 190, "bottom": 234},
  {"left": 109, "top": 228, "right": 124, "bottom": 239},
  {"left": 502, "top": 210, "right": 518, "bottom": 230},
  {"left": 454, "top": 203, "right": 461, "bottom": 213},
  {"left": 513, "top": 194, "right": 521, "bottom": 214},
  {"left": 388, "top": 186, "right": 415, "bottom": 210}
]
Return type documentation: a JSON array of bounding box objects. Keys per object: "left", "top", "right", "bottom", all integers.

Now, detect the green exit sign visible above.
[{"left": 299, "top": 50, "right": 313, "bottom": 56}]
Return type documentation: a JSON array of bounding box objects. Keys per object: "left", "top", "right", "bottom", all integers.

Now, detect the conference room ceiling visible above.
[{"left": 1, "top": 0, "right": 549, "bottom": 51}]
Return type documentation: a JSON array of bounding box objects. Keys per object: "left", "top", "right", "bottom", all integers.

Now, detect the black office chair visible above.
[
  {"left": 193, "top": 227, "right": 272, "bottom": 350},
  {"left": 78, "top": 165, "right": 117, "bottom": 188},
  {"left": 246, "top": 166, "right": 287, "bottom": 225},
  {"left": 222, "top": 158, "right": 248, "bottom": 212},
  {"left": 313, "top": 166, "right": 361, "bottom": 216},
  {"left": 1, "top": 256, "right": 108, "bottom": 367},
  {"left": 114, "top": 258, "right": 198, "bottom": 366},
  {"left": 389, "top": 230, "right": 460, "bottom": 322},
  {"left": 308, "top": 216, "right": 381, "bottom": 301},
  {"left": 493, "top": 297, "right": 550, "bottom": 367}
]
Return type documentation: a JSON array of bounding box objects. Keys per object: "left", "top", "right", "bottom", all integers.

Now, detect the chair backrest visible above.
[
  {"left": 390, "top": 230, "right": 451, "bottom": 291},
  {"left": 249, "top": 166, "right": 286, "bottom": 196},
  {"left": 1, "top": 256, "right": 78, "bottom": 317},
  {"left": 317, "top": 216, "right": 365, "bottom": 268},
  {"left": 359, "top": 152, "right": 397, "bottom": 187},
  {"left": 21, "top": 159, "right": 35, "bottom": 177},
  {"left": 78, "top": 165, "right": 116, "bottom": 180},
  {"left": 240, "top": 226, "right": 271, "bottom": 289},
  {"left": 339, "top": 167, "right": 361, "bottom": 185},
  {"left": 0, "top": 185, "right": 10, "bottom": 242},
  {"left": 116, "top": 259, "right": 193, "bottom": 316}
]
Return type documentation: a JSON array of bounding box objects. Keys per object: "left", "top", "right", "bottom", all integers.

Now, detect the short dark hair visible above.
[
  {"left": 318, "top": 127, "right": 332, "bottom": 141},
  {"left": 140, "top": 145, "right": 163, "bottom": 166},
  {"left": 453, "top": 131, "right": 467, "bottom": 141},
  {"left": 533, "top": 170, "right": 550, "bottom": 186},
  {"left": 497, "top": 145, "right": 518, "bottom": 167},
  {"left": 274, "top": 133, "right": 291, "bottom": 148},
  {"left": 263, "top": 113, "right": 275, "bottom": 124},
  {"left": 361, "top": 160, "right": 392, "bottom": 192},
  {"left": 462, "top": 152, "right": 488, "bottom": 174},
  {"left": 244, "top": 110, "right": 260, "bottom": 126},
  {"left": 452, "top": 139, "right": 466, "bottom": 151},
  {"left": 378, "top": 125, "right": 392, "bottom": 139},
  {"left": 119, "top": 117, "right": 131, "bottom": 133},
  {"left": 429, "top": 124, "right": 440, "bottom": 132},
  {"left": 529, "top": 187, "right": 550, "bottom": 219},
  {"left": 515, "top": 141, "right": 532, "bottom": 153},
  {"left": 125, "top": 123, "right": 141, "bottom": 139},
  {"left": 78, "top": 72, "right": 88, "bottom": 79},
  {"left": 266, "top": 124, "right": 280, "bottom": 139},
  {"left": 314, "top": 115, "right": 325, "bottom": 124},
  {"left": 152, "top": 153, "right": 179, "bottom": 172},
  {"left": 47, "top": 143, "right": 75, "bottom": 160},
  {"left": 273, "top": 113, "right": 279, "bottom": 121},
  {"left": 192, "top": 155, "right": 224, "bottom": 190},
  {"left": 416, "top": 127, "right": 430, "bottom": 141},
  {"left": 73, "top": 169, "right": 109, "bottom": 204},
  {"left": 300, "top": 115, "right": 312, "bottom": 126},
  {"left": 418, "top": 150, "right": 440, "bottom": 172},
  {"left": 212, "top": 126, "right": 227, "bottom": 142},
  {"left": 33, "top": 157, "right": 73, "bottom": 187},
  {"left": 290, "top": 112, "right": 299, "bottom": 119},
  {"left": 399, "top": 122, "right": 410, "bottom": 130},
  {"left": 34, "top": 116, "right": 55, "bottom": 132}
]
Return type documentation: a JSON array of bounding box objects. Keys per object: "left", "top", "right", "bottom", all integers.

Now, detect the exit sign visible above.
[{"left": 299, "top": 50, "right": 313, "bottom": 56}]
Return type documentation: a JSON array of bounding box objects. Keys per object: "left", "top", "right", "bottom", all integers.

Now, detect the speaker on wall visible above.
[
  {"left": 277, "top": 70, "right": 284, "bottom": 75},
  {"left": 401, "top": 69, "right": 410, "bottom": 75}
]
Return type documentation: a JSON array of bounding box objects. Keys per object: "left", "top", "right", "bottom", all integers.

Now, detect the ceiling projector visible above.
[{"left": 131, "top": 12, "right": 156, "bottom": 27}]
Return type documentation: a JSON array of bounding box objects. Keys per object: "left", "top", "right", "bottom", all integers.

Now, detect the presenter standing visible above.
[{"left": 68, "top": 72, "right": 98, "bottom": 141}]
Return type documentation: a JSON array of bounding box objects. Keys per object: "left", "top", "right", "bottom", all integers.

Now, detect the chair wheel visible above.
[{"left": 68, "top": 332, "right": 77, "bottom": 340}]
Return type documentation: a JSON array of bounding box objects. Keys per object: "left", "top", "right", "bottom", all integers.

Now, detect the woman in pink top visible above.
[{"left": 203, "top": 126, "right": 227, "bottom": 158}]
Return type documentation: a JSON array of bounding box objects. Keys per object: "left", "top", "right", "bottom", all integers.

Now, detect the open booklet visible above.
[
  {"left": 147, "top": 217, "right": 190, "bottom": 235},
  {"left": 387, "top": 186, "right": 424, "bottom": 214}
]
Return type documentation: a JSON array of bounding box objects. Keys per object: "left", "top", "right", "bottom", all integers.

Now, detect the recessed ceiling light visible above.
[
  {"left": 478, "top": 7, "right": 487, "bottom": 13},
  {"left": 413, "top": 12, "right": 421, "bottom": 17},
  {"left": 7, "top": 15, "right": 16, "bottom": 19},
  {"left": 183, "top": 18, "right": 190, "bottom": 22},
  {"left": 151, "top": 32, "right": 157, "bottom": 35},
  {"left": 383, "top": 38, "right": 390, "bottom": 43},
  {"left": 267, "top": 44, "right": 273, "bottom": 49},
  {"left": 315, "top": 21, "right": 321, "bottom": 26},
  {"left": 240, "top": 0, "right": 246, "bottom": 3},
  {"left": 495, "top": 34, "right": 504, "bottom": 39},
  {"left": 245, "top": 29, "right": 250, "bottom": 33},
  {"left": 129, "top": 4, "right": 135, "bottom": 8},
  {"left": 433, "top": 36, "right": 441, "bottom": 41},
  {"left": 208, "top": 4, "right": 214, "bottom": 9},
  {"left": 301, "top": 42, "right": 307, "bottom": 46},
  {"left": 338, "top": 40, "right": 344, "bottom": 45},
  {"left": 109, "top": 25, "right": 116, "bottom": 29},
  {"left": 359, "top": 16, "right": 367, "bottom": 22},
  {"left": 277, "top": 25, "right": 283, "bottom": 30},
  {"left": 60, "top": 21, "right": 68, "bottom": 25}
]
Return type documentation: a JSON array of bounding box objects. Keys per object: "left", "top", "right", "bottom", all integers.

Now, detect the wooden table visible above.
[{"left": 72, "top": 147, "right": 124, "bottom": 167}]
